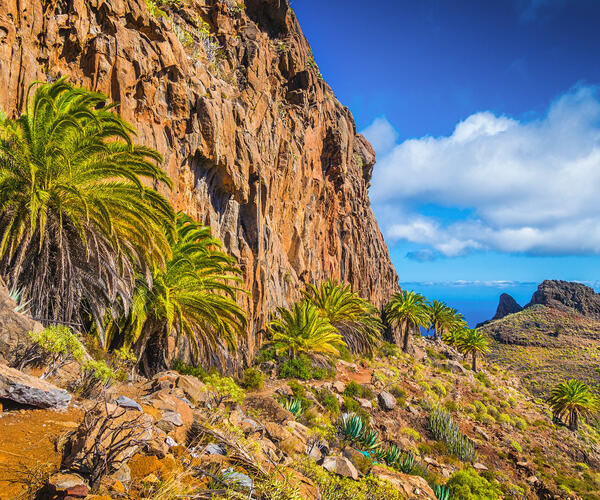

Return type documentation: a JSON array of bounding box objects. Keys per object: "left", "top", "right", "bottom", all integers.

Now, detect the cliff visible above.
[
  {"left": 0, "top": 0, "right": 398, "bottom": 359},
  {"left": 476, "top": 292, "right": 522, "bottom": 327},
  {"left": 527, "top": 279, "right": 600, "bottom": 319}
]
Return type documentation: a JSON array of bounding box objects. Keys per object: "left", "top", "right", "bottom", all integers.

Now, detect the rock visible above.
[
  {"left": 264, "top": 421, "right": 292, "bottom": 442},
  {"left": 47, "top": 473, "right": 89, "bottom": 498},
  {"left": 371, "top": 465, "right": 436, "bottom": 499},
  {"left": 332, "top": 381, "right": 346, "bottom": 393},
  {"left": 356, "top": 398, "right": 372, "bottom": 409},
  {"left": 222, "top": 469, "right": 253, "bottom": 491},
  {"left": 279, "top": 435, "right": 305, "bottom": 455},
  {"left": 116, "top": 395, "right": 142, "bottom": 411},
  {"left": 473, "top": 462, "right": 488, "bottom": 470},
  {"left": 527, "top": 280, "right": 600, "bottom": 318},
  {"left": 321, "top": 456, "right": 359, "bottom": 480},
  {"left": 156, "top": 420, "right": 175, "bottom": 433},
  {"left": 110, "top": 463, "right": 131, "bottom": 484},
  {"left": 175, "top": 375, "right": 207, "bottom": 404},
  {"left": 0, "top": 363, "right": 71, "bottom": 408},
  {"left": 203, "top": 443, "right": 226, "bottom": 455},
  {"left": 286, "top": 421, "right": 310, "bottom": 444},
  {"left": 478, "top": 293, "right": 523, "bottom": 327},
  {"left": 378, "top": 391, "right": 396, "bottom": 411},
  {"left": 446, "top": 359, "right": 468, "bottom": 375},
  {"left": 0, "top": 0, "right": 399, "bottom": 368},
  {"left": 474, "top": 426, "right": 491, "bottom": 441},
  {"left": 243, "top": 395, "right": 293, "bottom": 424},
  {"left": 62, "top": 403, "right": 154, "bottom": 474},
  {"left": 161, "top": 411, "right": 183, "bottom": 427}
]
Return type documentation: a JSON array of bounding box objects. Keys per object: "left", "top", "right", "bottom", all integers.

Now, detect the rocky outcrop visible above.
[
  {"left": 477, "top": 292, "right": 522, "bottom": 327},
  {"left": 0, "top": 363, "right": 71, "bottom": 408},
  {"left": 527, "top": 280, "right": 600, "bottom": 318},
  {"left": 0, "top": 0, "right": 398, "bottom": 362}
]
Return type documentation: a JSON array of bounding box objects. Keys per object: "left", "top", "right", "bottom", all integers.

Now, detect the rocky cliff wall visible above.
[{"left": 0, "top": 0, "right": 398, "bottom": 359}]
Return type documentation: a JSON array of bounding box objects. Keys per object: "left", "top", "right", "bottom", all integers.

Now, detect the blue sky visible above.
[{"left": 293, "top": 0, "right": 600, "bottom": 290}]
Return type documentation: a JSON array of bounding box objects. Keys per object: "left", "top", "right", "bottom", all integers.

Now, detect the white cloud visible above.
[{"left": 364, "top": 86, "right": 600, "bottom": 258}]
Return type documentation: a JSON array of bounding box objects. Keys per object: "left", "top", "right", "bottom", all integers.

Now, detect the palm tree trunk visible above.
[
  {"left": 402, "top": 320, "right": 411, "bottom": 352},
  {"left": 434, "top": 322, "right": 440, "bottom": 342},
  {"left": 472, "top": 351, "right": 477, "bottom": 372},
  {"left": 570, "top": 410, "right": 578, "bottom": 431}
]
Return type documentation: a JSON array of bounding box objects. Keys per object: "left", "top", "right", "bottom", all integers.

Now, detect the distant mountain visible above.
[
  {"left": 476, "top": 292, "right": 523, "bottom": 327},
  {"left": 479, "top": 280, "right": 600, "bottom": 396}
]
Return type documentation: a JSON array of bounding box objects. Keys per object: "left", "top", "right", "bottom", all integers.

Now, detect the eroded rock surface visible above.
[
  {"left": 0, "top": 0, "right": 398, "bottom": 363},
  {"left": 0, "top": 363, "right": 71, "bottom": 408}
]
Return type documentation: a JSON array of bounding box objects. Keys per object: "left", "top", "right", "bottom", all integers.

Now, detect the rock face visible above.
[
  {"left": 477, "top": 292, "right": 522, "bottom": 327},
  {"left": 0, "top": 0, "right": 398, "bottom": 362},
  {"left": 527, "top": 280, "right": 600, "bottom": 318},
  {"left": 0, "top": 363, "right": 71, "bottom": 408}
]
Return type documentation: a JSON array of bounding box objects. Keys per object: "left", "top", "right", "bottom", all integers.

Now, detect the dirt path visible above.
[{"left": 0, "top": 406, "right": 82, "bottom": 499}]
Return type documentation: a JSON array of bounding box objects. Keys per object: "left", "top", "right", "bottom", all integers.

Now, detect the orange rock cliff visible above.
[{"left": 0, "top": 0, "right": 398, "bottom": 358}]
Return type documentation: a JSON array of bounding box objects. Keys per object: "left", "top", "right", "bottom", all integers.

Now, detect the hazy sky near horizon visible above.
[{"left": 293, "top": 0, "right": 600, "bottom": 284}]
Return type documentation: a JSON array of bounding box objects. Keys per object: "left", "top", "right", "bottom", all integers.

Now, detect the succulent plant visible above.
[
  {"left": 338, "top": 412, "right": 366, "bottom": 442},
  {"left": 397, "top": 451, "right": 416, "bottom": 474},
  {"left": 383, "top": 443, "right": 402, "bottom": 465},
  {"left": 359, "top": 428, "right": 380, "bottom": 451},
  {"left": 428, "top": 406, "right": 476, "bottom": 462},
  {"left": 281, "top": 397, "right": 303, "bottom": 417},
  {"left": 434, "top": 484, "right": 452, "bottom": 500}
]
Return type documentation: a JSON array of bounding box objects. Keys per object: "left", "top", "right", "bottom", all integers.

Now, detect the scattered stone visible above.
[
  {"left": 474, "top": 426, "right": 491, "bottom": 441},
  {"left": 0, "top": 363, "right": 71, "bottom": 408},
  {"left": 473, "top": 462, "right": 488, "bottom": 470},
  {"left": 279, "top": 435, "right": 305, "bottom": 455},
  {"left": 321, "top": 456, "right": 359, "bottom": 480},
  {"left": 527, "top": 475, "right": 539, "bottom": 485},
  {"left": 222, "top": 469, "right": 253, "bottom": 491},
  {"left": 47, "top": 473, "right": 90, "bottom": 498},
  {"left": 175, "top": 375, "right": 207, "bottom": 404},
  {"left": 243, "top": 395, "right": 293, "bottom": 424},
  {"left": 203, "top": 443, "right": 226, "bottom": 455},
  {"left": 377, "top": 391, "right": 396, "bottom": 411},
  {"left": 332, "top": 381, "right": 346, "bottom": 393},
  {"left": 356, "top": 398, "right": 372, "bottom": 409},
  {"left": 165, "top": 436, "right": 177, "bottom": 447},
  {"left": 116, "top": 395, "right": 142, "bottom": 412},
  {"left": 446, "top": 359, "right": 468, "bottom": 375},
  {"left": 156, "top": 419, "right": 175, "bottom": 433},
  {"left": 371, "top": 465, "right": 436, "bottom": 499},
  {"left": 264, "top": 421, "right": 292, "bottom": 442},
  {"left": 161, "top": 411, "right": 183, "bottom": 427}
]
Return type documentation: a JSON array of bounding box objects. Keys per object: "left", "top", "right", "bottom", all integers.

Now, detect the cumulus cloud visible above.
[{"left": 364, "top": 86, "right": 600, "bottom": 258}]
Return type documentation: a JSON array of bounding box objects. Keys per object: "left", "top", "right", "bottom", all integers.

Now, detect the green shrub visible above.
[
  {"left": 432, "top": 381, "right": 448, "bottom": 397},
  {"left": 24, "top": 326, "right": 85, "bottom": 379},
  {"left": 428, "top": 406, "right": 476, "bottom": 462},
  {"left": 514, "top": 416, "right": 528, "bottom": 430},
  {"left": 475, "top": 372, "right": 491, "bottom": 388},
  {"left": 241, "top": 367, "right": 264, "bottom": 390},
  {"left": 401, "top": 427, "right": 421, "bottom": 440},
  {"left": 79, "top": 359, "right": 116, "bottom": 397},
  {"left": 278, "top": 355, "right": 335, "bottom": 380},
  {"left": 172, "top": 359, "right": 208, "bottom": 380},
  {"left": 473, "top": 400, "right": 486, "bottom": 415},
  {"left": 510, "top": 439, "right": 522, "bottom": 453},
  {"left": 443, "top": 400, "right": 459, "bottom": 412},
  {"left": 255, "top": 347, "right": 277, "bottom": 364},
  {"left": 343, "top": 381, "right": 362, "bottom": 398},
  {"left": 204, "top": 373, "right": 245, "bottom": 406},
  {"left": 446, "top": 468, "right": 502, "bottom": 500},
  {"left": 287, "top": 380, "right": 312, "bottom": 411},
  {"left": 497, "top": 413, "right": 512, "bottom": 425},
  {"left": 317, "top": 388, "right": 340, "bottom": 417},
  {"left": 389, "top": 385, "right": 407, "bottom": 406}
]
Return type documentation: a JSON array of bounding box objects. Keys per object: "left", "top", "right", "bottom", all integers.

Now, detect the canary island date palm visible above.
[
  {"left": 454, "top": 328, "right": 490, "bottom": 372},
  {"left": 302, "top": 280, "right": 383, "bottom": 355},
  {"left": 428, "top": 300, "right": 462, "bottom": 341},
  {"left": 0, "top": 79, "right": 173, "bottom": 343},
  {"left": 549, "top": 379, "right": 599, "bottom": 431},
  {"left": 114, "top": 212, "right": 247, "bottom": 375},
  {"left": 268, "top": 300, "right": 346, "bottom": 359},
  {"left": 384, "top": 290, "right": 430, "bottom": 352}
]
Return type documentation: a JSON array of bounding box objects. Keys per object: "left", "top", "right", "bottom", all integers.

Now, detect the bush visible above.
[
  {"left": 389, "top": 385, "right": 407, "bottom": 406},
  {"left": 343, "top": 381, "right": 362, "bottom": 398},
  {"left": 204, "top": 374, "right": 245, "bottom": 406},
  {"left": 401, "top": 427, "right": 421, "bottom": 440},
  {"left": 172, "top": 359, "right": 208, "bottom": 380},
  {"left": 443, "top": 400, "right": 459, "bottom": 413},
  {"left": 287, "top": 380, "right": 312, "bottom": 411},
  {"left": 432, "top": 381, "right": 447, "bottom": 397},
  {"left": 316, "top": 388, "right": 340, "bottom": 417},
  {"left": 497, "top": 413, "right": 512, "bottom": 425},
  {"left": 278, "top": 355, "right": 335, "bottom": 380},
  {"left": 79, "top": 360, "right": 116, "bottom": 397},
  {"left": 241, "top": 368, "right": 264, "bottom": 390},
  {"left": 428, "top": 406, "right": 476, "bottom": 462},
  {"left": 20, "top": 326, "right": 85, "bottom": 379},
  {"left": 446, "top": 468, "right": 502, "bottom": 500}
]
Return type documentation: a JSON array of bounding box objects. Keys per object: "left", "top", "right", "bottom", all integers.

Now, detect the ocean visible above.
[{"left": 398, "top": 281, "right": 540, "bottom": 328}]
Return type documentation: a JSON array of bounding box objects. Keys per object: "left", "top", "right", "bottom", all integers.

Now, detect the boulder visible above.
[
  {"left": 377, "top": 391, "right": 396, "bottom": 411},
  {"left": 175, "top": 375, "right": 207, "bottom": 404},
  {"left": 321, "top": 456, "right": 359, "bottom": 479},
  {"left": 356, "top": 397, "right": 372, "bottom": 409},
  {"left": 243, "top": 395, "right": 293, "bottom": 424},
  {"left": 62, "top": 402, "right": 154, "bottom": 476},
  {"left": 116, "top": 395, "right": 142, "bottom": 411},
  {"left": 332, "top": 380, "right": 346, "bottom": 393},
  {"left": 446, "top": 359, "right": 468, "bottom": 375},
  {"left": 371, "top": 465, "right": 436, "bottom": 499},
  {"left": 0, "top": 363, "right": 71, "bottom": 408},
  {"left": 46, "top": 473, "right": 89, "bottom": 498}
]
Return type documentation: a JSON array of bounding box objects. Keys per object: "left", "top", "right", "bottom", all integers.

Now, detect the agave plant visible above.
[
  {"left": 434, "top": 484, "right": 452, "bottom": 500},
  {"left": 428, "top": 406, "right": 476, "bottom": 462},
  {"left": 397, "top": 451, "right": 416, "bottom": 474},
  {"left": 281, "top": 397, "right": 304, "bottom": 418},
  {"left": 338, "top": 412, "right": 366, "bottom": 442},
  {"left": 359, "top": 428, "right": 380, "bottom": 451},
  {"left": 382, "top": 443, "right": 402, "bottom": 466}
]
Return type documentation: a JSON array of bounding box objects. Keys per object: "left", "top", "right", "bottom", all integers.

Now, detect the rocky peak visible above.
[
  {"left": 493, "top": 293, "right": 522, "bottom": 320},
  {"left": 526, "top": 280, "right": 600, "bottom": 319}
]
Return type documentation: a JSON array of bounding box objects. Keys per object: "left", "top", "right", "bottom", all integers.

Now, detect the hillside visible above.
[
  {"left": 480, "top": 281, "right": 600, "bottom": 397},
  {"left": 0, "top": 0, "right": 398, "bottom": 362}
]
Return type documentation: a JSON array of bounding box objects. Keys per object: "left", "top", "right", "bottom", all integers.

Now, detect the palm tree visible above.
[
  {"left": 0, "top": 79, "right": 174, "bottom": 343},
  {"left": 113, "top": 212, "right": 247, "bottom": 375},
  {"left": 454, "top": 328, "right": 490, "bottom": 372},
  {"left": 302, "top": 280, "right": 383, "bottom": 355},
  {"left": 267, "top": 300, "right": 346, "bottom": 359},
  {"left": 384, "top": 290, "right": 431, "bottom": 352},
  {"left": 428, "top": 300, "right": 459, "bottom": 341},
  {"left": 549, "top": 380, "right": 599, "bottom": 431}
]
